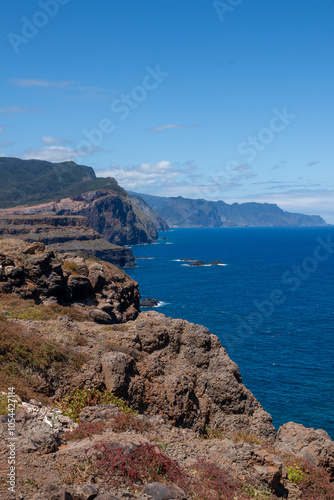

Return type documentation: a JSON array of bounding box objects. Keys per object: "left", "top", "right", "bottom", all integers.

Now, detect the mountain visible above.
[
  {"left": 0, "top": 158, "right": 166, "bottom": 252},
  {"left": 0, "top": 157, "right": 125, "bottom": 208},
  {"left": 134, "top": 192, "right": 327, "bottom": 227}
]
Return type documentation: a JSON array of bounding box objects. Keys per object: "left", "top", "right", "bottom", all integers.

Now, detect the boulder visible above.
[
  {"left": 101, "top": 351, "right": 136, "bottom": 397},
  {"left": 276, "top": 422, "right": 334, "bottom": 475},
  {"left": 142, "top": 483, "right": 187, "bottom": 499}
]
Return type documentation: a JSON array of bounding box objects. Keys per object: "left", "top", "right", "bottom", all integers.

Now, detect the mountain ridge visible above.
[{"left": 133, "top": 192, "right": 327, "bottom": 228}]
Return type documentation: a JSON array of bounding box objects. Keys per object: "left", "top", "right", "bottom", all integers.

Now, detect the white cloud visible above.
[
  {"left": 22, "top": 145, "right": 100, "bottom": 163},
  {"left": 0, "top": 141, "right": 12, "bottom": 147},
  {"left": 8, "top": 79, "right": 107, "bottom": 95},
  {"left": 150, "top": 124, "right": 185, "bottom": 132},
  {"left": 98, "top": 161, "right": 185, "bottom": 190},
  {"left": 42, "top": 135, "right": 60, "bottom": 144},
  {"left": 0, "top": 106, "right": 41, "bottom": 114},
  {"left": 9, "top": 79, "right": 74, "bottom": 89}
]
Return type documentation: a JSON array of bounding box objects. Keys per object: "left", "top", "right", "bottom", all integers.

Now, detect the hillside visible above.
[
  {"left": 0, "top": 239, "right": 334, "bottom": 499},
  {"left": 0, "top": 158, "right": 167, "bottom": 249},
  {"left": 0, "top": 157, "right": 125, "bottom": 208},
  {"left": 135, "top": 193, "right": 327, "bottom": 228}
]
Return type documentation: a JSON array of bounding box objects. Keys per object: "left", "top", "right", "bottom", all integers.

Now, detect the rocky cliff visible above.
[
  {"left": 0, "top": 215, "right": 136, "bottom": 268},
  {"left": 0, "top": 158, "right": 161, "bottom": 246},
  {"left": 0, "top": 238, "right": 139, "bottom": 323},
  {"left": 129, "top": 193, "right": 169, "bottom": 231},
  {"left": 0, "top": 189, "right": 158, "bottom": 246},
  {"left": 0, "top": 240, "right": 333, "bottom": 499}
]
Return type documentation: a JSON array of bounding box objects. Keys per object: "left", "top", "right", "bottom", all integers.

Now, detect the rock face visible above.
[
  {"left": 0, "top": 215, "right": 136, "bottom": 268},
  {"left": 276, "top": 422, "right": 334, "bottom": 475},
  {"left": 0, "top": 189, "right": 158, "bottom": 246},
  {"left": 103, "top": 311, "right": 276, "bottom": 440},
  {"left": 0, "top": 238, "right": 140, "bottom": 323},
  {"left": 129, "top": 193, "right": 169, "bottom": 231}
]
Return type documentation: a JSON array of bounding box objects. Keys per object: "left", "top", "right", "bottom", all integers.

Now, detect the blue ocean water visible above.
[{"left": 127, "top": 227, "right": 334, "bottom": 438}]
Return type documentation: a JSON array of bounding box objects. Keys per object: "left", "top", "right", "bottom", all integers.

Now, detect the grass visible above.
[
  {"left": 0, "top": 294, "right": 90, "bottom": 322},
  {"left": 58, "top": 388, "right": 135, "bottom": 422},
  {"left": 0, "top": 394, "right": 9, "bottom": 415},
  {"left": 203, "top": 426, "right": 262, "bottom": 445},
  {"left": 0, "top": 315, "right": 88, "bottom": 401}
]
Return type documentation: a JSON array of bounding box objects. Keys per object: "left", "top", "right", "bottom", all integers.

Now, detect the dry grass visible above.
[{"left": 0, "top": 294, "right": 90, "bottom": 322}]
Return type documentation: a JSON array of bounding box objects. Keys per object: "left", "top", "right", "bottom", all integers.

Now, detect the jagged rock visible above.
[
  {"left": 0, "top": 238, "right": 140, "bottom": 324},
  {"left": 209, "top": 260, "right": 222, "bottom": 265},
  {"left": 73, "top": 484, "right": 99, "bottom": 500},
  {"left": 142, "top": 483, "right": 187, "bottom": 499},
  {"left": 101, "top": 352, "right": 136, "bottom": 397},
  {"left": 140, "top": 298, "right": 159, "bottom": 308},
  {"left": 79, "top": 405, "right": 120, "bottom": 423},
  {"left": 188, "top": 260, "right": 205, "bottom": 267},
  {"left": 105, "top": 311, "right": 276, "bottom": 440},
  {"left": 276, "top": 422, "right": 334, "bottom": 475}
]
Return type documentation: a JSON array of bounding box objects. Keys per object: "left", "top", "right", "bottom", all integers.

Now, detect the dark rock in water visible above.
[
  {"left": 188, "top": 260, "right": 205, "bottom": 267},
  {"left": 140, "top": 298, "right": 160, "bottom": 308},
  {"left": 210, "top": 260, "right": 223, "bottom": 265},
  {"left": 162, "top": 236, "right": 167, "bottom": 240}
]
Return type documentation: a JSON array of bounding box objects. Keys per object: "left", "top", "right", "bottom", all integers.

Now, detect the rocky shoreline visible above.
[{"left": 0, "top": 238, "right": 333, "bottom": 499}]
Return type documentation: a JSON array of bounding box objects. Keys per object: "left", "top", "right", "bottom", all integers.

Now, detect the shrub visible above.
[
  {"left": 286, "top": 458, "right": 334, "bottom": 499},
  {"left": 189, "top": 457, "right": 243, "bottom": 500},
  {"left": 65, "top": 421, "right": 106, "bottom": 441},
  {"left": 87, "top": 442, "right": 186, "bottom": 489},
  {"left": 59, "top": 388, "right": 135, "bottom": 422},
  {"left": 110, "top": 413, "right": 151, "bottom": 433}
]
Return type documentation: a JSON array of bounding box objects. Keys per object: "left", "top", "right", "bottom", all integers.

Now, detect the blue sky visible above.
[{"left": 0, "top": 0, "right": 333, "bottom": 221}]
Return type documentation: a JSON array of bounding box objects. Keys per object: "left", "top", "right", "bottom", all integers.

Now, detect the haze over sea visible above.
[{"left": 128, "top": 227, "right": 334, "bottom": 439}]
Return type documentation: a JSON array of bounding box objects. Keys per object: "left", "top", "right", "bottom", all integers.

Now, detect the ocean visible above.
[{"left": 127, "top": 227, "right": 334, "bottom": 439}]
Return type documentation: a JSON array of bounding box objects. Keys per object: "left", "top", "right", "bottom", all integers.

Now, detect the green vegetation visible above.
[
  {"left": 0, "top": 157, "right": 126, "bottom": 209},
  {"left": 59, "top": 387, "right": 135, "bottom": 422}
]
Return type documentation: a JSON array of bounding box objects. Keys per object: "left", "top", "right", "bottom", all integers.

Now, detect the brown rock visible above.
[
  {"left": 142, "top": 483, "right": 187, "bottom": 499},
  {"left": 101, "top": 351, "right": 136, "bottom": 397},
  {"left": 276, "top": 422, "right": 334, "bottom": 475},
  {"left": 108, "top": 311, "right": 275, "bottom": 440}
]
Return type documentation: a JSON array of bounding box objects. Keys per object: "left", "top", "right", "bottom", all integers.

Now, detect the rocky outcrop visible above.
[
  {"left": 276, "top": 422, "right": 334, "bottom": 475},
  {"left": 0, "top": 189, "right": 158, "bottom": 246},
  {"left": 0, "top": 238, "right": 140, "bottom": 323},
  {"left": 0, "top": 215, "right": 136, "bottom": 268},
  {"left": 100, "top": 311, "right": 276, "bottom": 440}
]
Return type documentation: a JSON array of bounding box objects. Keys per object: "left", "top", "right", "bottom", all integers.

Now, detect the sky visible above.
[{"left": 0, "top": 0, "right": 333, "bottom": 222}]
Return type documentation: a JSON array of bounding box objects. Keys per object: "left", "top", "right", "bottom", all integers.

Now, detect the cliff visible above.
[
  {"left": 0, "top": 158, "right": 160, "bottom": 246},
  {"left": 0, "top": 215, "right": 136, "bottom": 268},
  {"left": 0, "top": 240, "right": 333, "bottom": 499},
  {"left": 129, "top": 193, "right": 169, "bottom": 231},
  {"left": 0, "top": 190, "right": 158, "bottom": 246},
  {"left": 135, "top": 193, "right": 327, "bottom": 228},
  {"left": 0, "top": 238, "right": 139, "bottom": 323}
]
